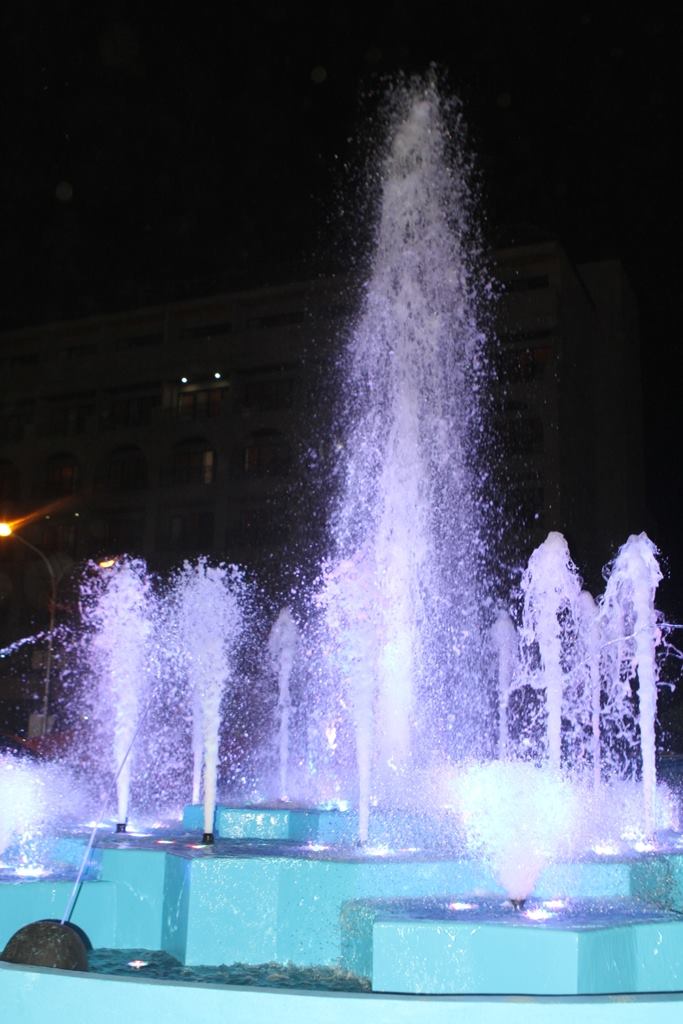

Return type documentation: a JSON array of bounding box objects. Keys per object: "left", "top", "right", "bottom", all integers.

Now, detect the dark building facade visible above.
[{"left": 0, "top": 241, "right": 644, "bottom": 717}]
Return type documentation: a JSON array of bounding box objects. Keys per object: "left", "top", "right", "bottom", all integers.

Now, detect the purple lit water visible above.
[
  {"left": 319, "top": 83, "right": 493, "bottom": 839},
  {"left": 170, "top": 559, "right": 248, "bottom": 836},
  {"left": 267, "top": 607, "right": 299, "bottom": 802},
  {"left": 82, "top": 558, "right": 152, "bottom": 827}
]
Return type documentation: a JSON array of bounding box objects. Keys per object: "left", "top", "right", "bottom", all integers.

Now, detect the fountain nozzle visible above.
[
  {"left": 509, "top": 898, "right": 526, "bottom": 912},
  {"left": 202, "top": 832, "right": 214, "bottom": 845},
  {"left": 115, "top": 822, "right": 127, "bottom": 834}
]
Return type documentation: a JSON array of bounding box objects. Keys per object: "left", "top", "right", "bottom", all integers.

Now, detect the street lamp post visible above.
[{"left": 0, "top": 522, "right": 57, "bottom": 737}]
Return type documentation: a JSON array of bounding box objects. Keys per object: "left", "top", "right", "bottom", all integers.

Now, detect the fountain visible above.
[
  {"left": 2, "top": 79, "right": 683, "bottom": 1022},
  {"left": 267, "top": 607, "right": 299, "bottom": 803}
]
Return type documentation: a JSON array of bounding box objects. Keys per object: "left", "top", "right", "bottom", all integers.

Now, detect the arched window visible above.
[
  {"left": 97, "top": 446, "right": 147, "bottom": 492},
  {"left": 243, "top": 429, "right": 291, "bottom": 477},
  {"left": 173, "top": 438, "right": 215, "bottom": 485},
  {"left": 45, "top": 453, "right": 80, "bottom": 497}
]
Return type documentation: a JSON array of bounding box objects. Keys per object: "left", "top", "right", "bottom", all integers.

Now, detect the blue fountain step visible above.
[
  {"left": 0, "top": 845, "right": 169, "bottom": 953},
  {"left": 182, "top": 803, "right": 459, "bottom": 846},
  {"left": 182, "top": 803, "right": 358, "bottom": 842},
  {"left": 0, "top": 880, "right": 118, "bottom": 950},
  {"left": 8, "top": 838, "right": 683, "bottom": 980},
  {"left": 5, "top": 964, "right": 683, "bottom": 1024},
  {"left": 631, "top": 851, "right": 683, "bottom": 910},
  {"left": 160, "top": 848, "right": 501, "bottom": 966},
  {"left": 341, "top": 896, "right": 683, "bottom": 995}
]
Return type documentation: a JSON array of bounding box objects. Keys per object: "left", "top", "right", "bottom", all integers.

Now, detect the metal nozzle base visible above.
[
  {"left": 202, "top": 832, "right": 214, "bottom": 845},
  {"left": 116, "top": 822, "right": 127, "bottom": 834}
]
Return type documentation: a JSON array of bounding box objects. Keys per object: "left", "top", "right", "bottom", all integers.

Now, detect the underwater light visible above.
[
  {"left": 633, "top": 840, "right": 656, "bottom": 853},
  {"left": 448, "top": 901, "right": 476, "bottom": 911},
  {"left": 127, "top": 960, "right": 149, "bottom": 970},
  {"left": 319, "top": 799, "right": 349, "bottom": 812},
  {"left": 14, "top": 866, "right": 50, "bottom": 878},
  {"left": 592, "top": 843, "right": 620, "bottom": 856},
  {"left": 525, "top": 907, "right": 553, "bottom": 922},
  {"left": 543, "top": 899, "right": 566, "bottom": 910},
  {"left": 364, "top": 844, "right": 392, "bottom": 857}
]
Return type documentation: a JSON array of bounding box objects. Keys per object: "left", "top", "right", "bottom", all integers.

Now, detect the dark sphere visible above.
[{"left": 1, "top": 920, "right": 89, "bottom": 971}]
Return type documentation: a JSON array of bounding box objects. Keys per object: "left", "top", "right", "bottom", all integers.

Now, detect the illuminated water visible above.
[
  {"left": 0, "top": 80, "right": 674, "bottom": 906},
  {"left": 81, "top": 558, "right": 152, "bottom": 827},
  {"left": 267, "top": 607, "right": 299, "bottom": 802},
  {"left": 317, "top": 84, "right": 493, "bottom": 840},
  {"left": 89, "top": 948, "right": 370, "bottom": 991},
  {"left": 169, "top": 559, "right": 248, "bottom": 836}
]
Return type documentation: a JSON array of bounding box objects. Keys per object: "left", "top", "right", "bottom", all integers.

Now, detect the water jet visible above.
[{"left": 1, "top": 78, "right": 682, "bottom": 1024}]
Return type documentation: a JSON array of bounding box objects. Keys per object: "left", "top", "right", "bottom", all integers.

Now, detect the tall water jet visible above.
[
  {"left": 577, "top": 590, "right": 602, "bottom": 785},
  {"left": 82, "top": 558, "right": 152, "bottom": 830},
  {"left": 172, "top": 559, "right": 247, "bottom": 841},
  {"left": 267, "top": 607, "right": 299, "bottom": 801},
  {"left": 519, "top": 532, "right": 582, "bottom": 769},
  {"left": 318, "top": 551, "right": 380, "bottom": 842},
  {"left": 601, "top": 533, "right": 663, "bottom": 832},
  {"left": 491, "top": 610, "right": 517, "bottom": 759},
  {"left": 325, "top": 80, "right": 493, "bottom": 831}
]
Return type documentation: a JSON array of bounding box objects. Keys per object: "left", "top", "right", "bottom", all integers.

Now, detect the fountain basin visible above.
[
  {"left": 342, "top": 897, "right": 683, "bottom": 994},
  {"left": 4, "top": 963, "right": 683, "bottom": 1024},
  {"left": 4, "top": 807, "right": 683, "bottom": 1022}
]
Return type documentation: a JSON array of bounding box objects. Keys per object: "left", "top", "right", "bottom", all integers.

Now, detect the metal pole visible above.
[{"left": 11, "top": 532, "right": 56, "bottom": 737}]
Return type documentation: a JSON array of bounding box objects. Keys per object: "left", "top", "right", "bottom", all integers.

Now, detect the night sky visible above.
[{"left": 0, "top": 5, "right": 679, "bottom": 599}]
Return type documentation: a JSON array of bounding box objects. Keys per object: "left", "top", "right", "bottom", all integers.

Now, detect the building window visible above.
[
  {"left": 173, "top": 440, "right": 215, "bottom": 485},
  {"left": 45, "top": 453, "right": 80, "bottom": 497},
  {"left": 243, "top": 429, "right": 291, "bottom": 477},
  {"left": 0, "top": 460, "right": 20, "bottom": 502},
  {"left": 501, "top": 345, "right": 553, "bottom": 383},
  {"left": 101, "top": 390, "right": 160, "bottom": 430},
  {"left": 0, "top": 402, "right": 33, "bottom": 442},
  {"left": 508, "top": 468, "right": 545, "bottom": 523},
  {"left": 38, "top": 518, "right": 78, "bottom": 556},
  {"left": 11, "top": 351, "right": 39, "bottom": 367},
  {"left": 97, "top": 446, "right": 147, "bottom": 492},
  {"left": 46, "top": 397, "right": 95, "bottom": 436},
  {"left": 504, "top": 274, "right": 550, "bottom": 293},
  {"left": 237, "top": 505, "right": 281, "bottom": 544},
  {"left": 177, "top": 386, "right": 226, "bottom": 420},
  {"left": 64, "top": 342, "right": 97, "bottom": 360},
  {"left": 242, "top": 375, "right": 295, "bottom": 412},
  {"left": 160, "top": 508, "right": 214, "bottom": 552},
  {"left": 92, "top": 513, "right": 145, "bottom": 554}
]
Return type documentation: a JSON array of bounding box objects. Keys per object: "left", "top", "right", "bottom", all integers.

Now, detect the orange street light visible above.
[{"left": 0, "top": 521, "right": 57, "bottom": 737}]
